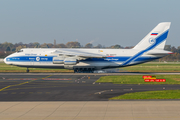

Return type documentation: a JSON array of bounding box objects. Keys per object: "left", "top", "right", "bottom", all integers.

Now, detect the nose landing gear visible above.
[{"left": 26, "top": 67, "right": 29, "bottom": 73}]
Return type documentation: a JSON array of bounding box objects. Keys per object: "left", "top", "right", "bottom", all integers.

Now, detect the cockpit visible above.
[{"left": 17, "top": 49, "right": 23, "bottom": 53}]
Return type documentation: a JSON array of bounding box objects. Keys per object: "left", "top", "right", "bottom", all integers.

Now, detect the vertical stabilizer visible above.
[{"left": 133, "top": 22, "right": 171, "bottom": 50}]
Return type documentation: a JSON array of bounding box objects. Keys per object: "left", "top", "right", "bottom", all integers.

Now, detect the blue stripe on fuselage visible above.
[
  {"left": 6, "top": 56, "right": 55, "bottom": 62},
  {"left": 6, "top": 56, "right": 159, "bottom": 63}
]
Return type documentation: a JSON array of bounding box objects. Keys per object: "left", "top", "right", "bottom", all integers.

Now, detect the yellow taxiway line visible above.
[{"left": 0, "top": 75, "right": 52, "bottom": 92}]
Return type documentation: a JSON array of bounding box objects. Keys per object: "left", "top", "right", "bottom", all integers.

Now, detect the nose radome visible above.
[
  {"left": 4, "top": 57, "right": 12, "bottom": 65},
  {"left": 4, "top": 57, "right": 7, "bottom": 63}
]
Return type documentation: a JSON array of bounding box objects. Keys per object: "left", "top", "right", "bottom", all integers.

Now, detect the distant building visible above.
[{"left": 54, "top": 39, "right": 56, "bottom": 46}]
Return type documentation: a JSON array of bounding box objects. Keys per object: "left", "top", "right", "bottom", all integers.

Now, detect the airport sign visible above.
[{"left": 143, "top": 76, "right": 166, "bottom": 82}]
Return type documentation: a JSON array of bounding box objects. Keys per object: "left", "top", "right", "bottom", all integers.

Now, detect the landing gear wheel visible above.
[
  {"left": 26, "top": 68, "right": 29, "bottom": 73},
  {"left": 74, "top": 68, "right": 78, "bottom": 73},
  {"left": 74, "top": 68, "right": 94, "bottom": 73}
]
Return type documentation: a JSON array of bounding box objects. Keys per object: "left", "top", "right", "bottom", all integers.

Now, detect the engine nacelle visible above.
[
  {"left": 53, "top": 56, "right": 65, "bottom": 64},
  {"left": 64, "top": 57, "right": 77, "bottom": 65}
]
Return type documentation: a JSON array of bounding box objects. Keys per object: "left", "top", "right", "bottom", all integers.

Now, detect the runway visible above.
[
  {"left": 1, "top": 101, "right": 180, "bottom": 120},
  {"left": 0, "top": 73, "right": 180, "bottom": 101}
]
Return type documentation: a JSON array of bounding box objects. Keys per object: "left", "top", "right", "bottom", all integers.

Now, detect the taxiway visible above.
[{"left": 0, "top": 73, "right": 180, "bottom": 101}]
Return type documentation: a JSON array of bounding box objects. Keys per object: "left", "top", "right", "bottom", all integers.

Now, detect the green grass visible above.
[
  {"left": 97, "top": 75, "right": 180, "bottom": 99},
  {"left": 0, "top": 63, "right": 73, "bottom": 72},
  {"left": 96, "top": 75, "right": 180, "bottom": 84},
  {"left": 123, "top": 62, "right": 180, "bottom": 72},
  {"left": 110, "top": 90, "right": 180, "bottom": 100}
]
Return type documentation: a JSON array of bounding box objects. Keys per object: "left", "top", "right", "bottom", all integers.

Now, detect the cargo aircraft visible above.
[{"left": 4, "top": 22, "right": 172, "bottom": 73}]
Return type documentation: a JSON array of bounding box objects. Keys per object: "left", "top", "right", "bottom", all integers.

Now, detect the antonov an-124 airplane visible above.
[{"left": 4, "top": 22, "right": 172, "bottom": 73}]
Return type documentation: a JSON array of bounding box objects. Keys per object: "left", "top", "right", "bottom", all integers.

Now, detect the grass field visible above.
[
  {"left": 96, "top": 74, "right": 180, "bottom": 99},
  {"left": 96, "top": 75, "right": 180, "bottom": 84},
  {"left": 0, "top": 61, "right": 180, "bottom": 72},
  {"left": 123, "top": 62, "right": 180, "bottom": 72},
  {"left": 110, "top": 90, "right": 180, "bottom": 100}
]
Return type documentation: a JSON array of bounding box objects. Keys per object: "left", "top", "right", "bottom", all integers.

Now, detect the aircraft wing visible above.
[{"left": 51, "top": 49, "right": 107, "bottom": 58}]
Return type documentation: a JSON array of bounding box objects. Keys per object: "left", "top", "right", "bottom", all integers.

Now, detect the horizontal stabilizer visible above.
[{"left": 145, "top": 50, "right": 173, "bottom": 55}]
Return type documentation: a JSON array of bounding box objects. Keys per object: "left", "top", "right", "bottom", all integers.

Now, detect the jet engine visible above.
[
  {"left": 53, "top": 56, "right": 65, "bottom": 64},
  {"left": 64, "top": 57, "right": 78, "bottom": 65}
]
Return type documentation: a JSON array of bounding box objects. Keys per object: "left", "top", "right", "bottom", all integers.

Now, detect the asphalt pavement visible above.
[{"left": 0, "top": 74, "right": 180, "bottom": 101}]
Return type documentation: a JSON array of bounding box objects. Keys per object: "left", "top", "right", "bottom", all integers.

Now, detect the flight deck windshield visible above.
[{"left": 17, "top": 50, "right": 23, "bottom": 53}]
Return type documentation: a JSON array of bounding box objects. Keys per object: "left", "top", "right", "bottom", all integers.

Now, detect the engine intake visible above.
[
  {"left": 64, "top": 57, "right": 77, "bottom": 65},
  {"left": 53, "top": 56, "right": 65, "bottom": 64}
]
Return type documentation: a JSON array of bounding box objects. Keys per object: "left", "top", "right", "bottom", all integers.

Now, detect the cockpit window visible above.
[{"left": 17, "top": 50, "right": 23, "bottom": 53}]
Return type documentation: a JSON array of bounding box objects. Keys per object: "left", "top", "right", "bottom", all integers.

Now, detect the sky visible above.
[{"left": 0, "top": 0, "right": 180, "bottom": 47}]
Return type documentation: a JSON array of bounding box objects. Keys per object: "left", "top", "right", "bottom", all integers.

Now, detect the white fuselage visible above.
[{"left": 4, "top": 48, "right": 163, "bottom": 70}]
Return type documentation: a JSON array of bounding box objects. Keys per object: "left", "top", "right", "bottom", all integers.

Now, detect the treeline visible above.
[
  {"left": 0, "top": 41, "right": 125, "bottom": 51},
  {"left": 0, "top": 41, "right": 125, "bottom": 58},
  {"left": 0, "top": 42, "right": 179, "bottom": 62},
  {"left": 159, "top": 45, "right": 180, "bottom": 62}
]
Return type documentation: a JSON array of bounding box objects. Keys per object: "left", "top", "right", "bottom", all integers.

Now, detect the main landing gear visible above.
[{"left": 74, "top": 68, "right": 95, "bottom": 73}]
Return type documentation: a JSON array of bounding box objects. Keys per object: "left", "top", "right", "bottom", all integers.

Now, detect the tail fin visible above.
[{"left": 133, "top": 22, "right": 171, "bottom": 50}]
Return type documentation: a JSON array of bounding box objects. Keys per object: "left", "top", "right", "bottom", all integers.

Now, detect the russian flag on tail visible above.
[{"left": 151, "top": 33, "right": 158, "bottom": 35}]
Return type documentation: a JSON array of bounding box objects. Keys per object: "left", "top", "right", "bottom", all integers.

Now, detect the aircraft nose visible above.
[
  {"left": 4, "top": 56, "right": 11, "bottom": 65},
  {"left": 4, "top": 53, "right": 17, "bottom": 65},
  {"left": 4, "top": 57, "right": 7, "bottom": 63}
]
